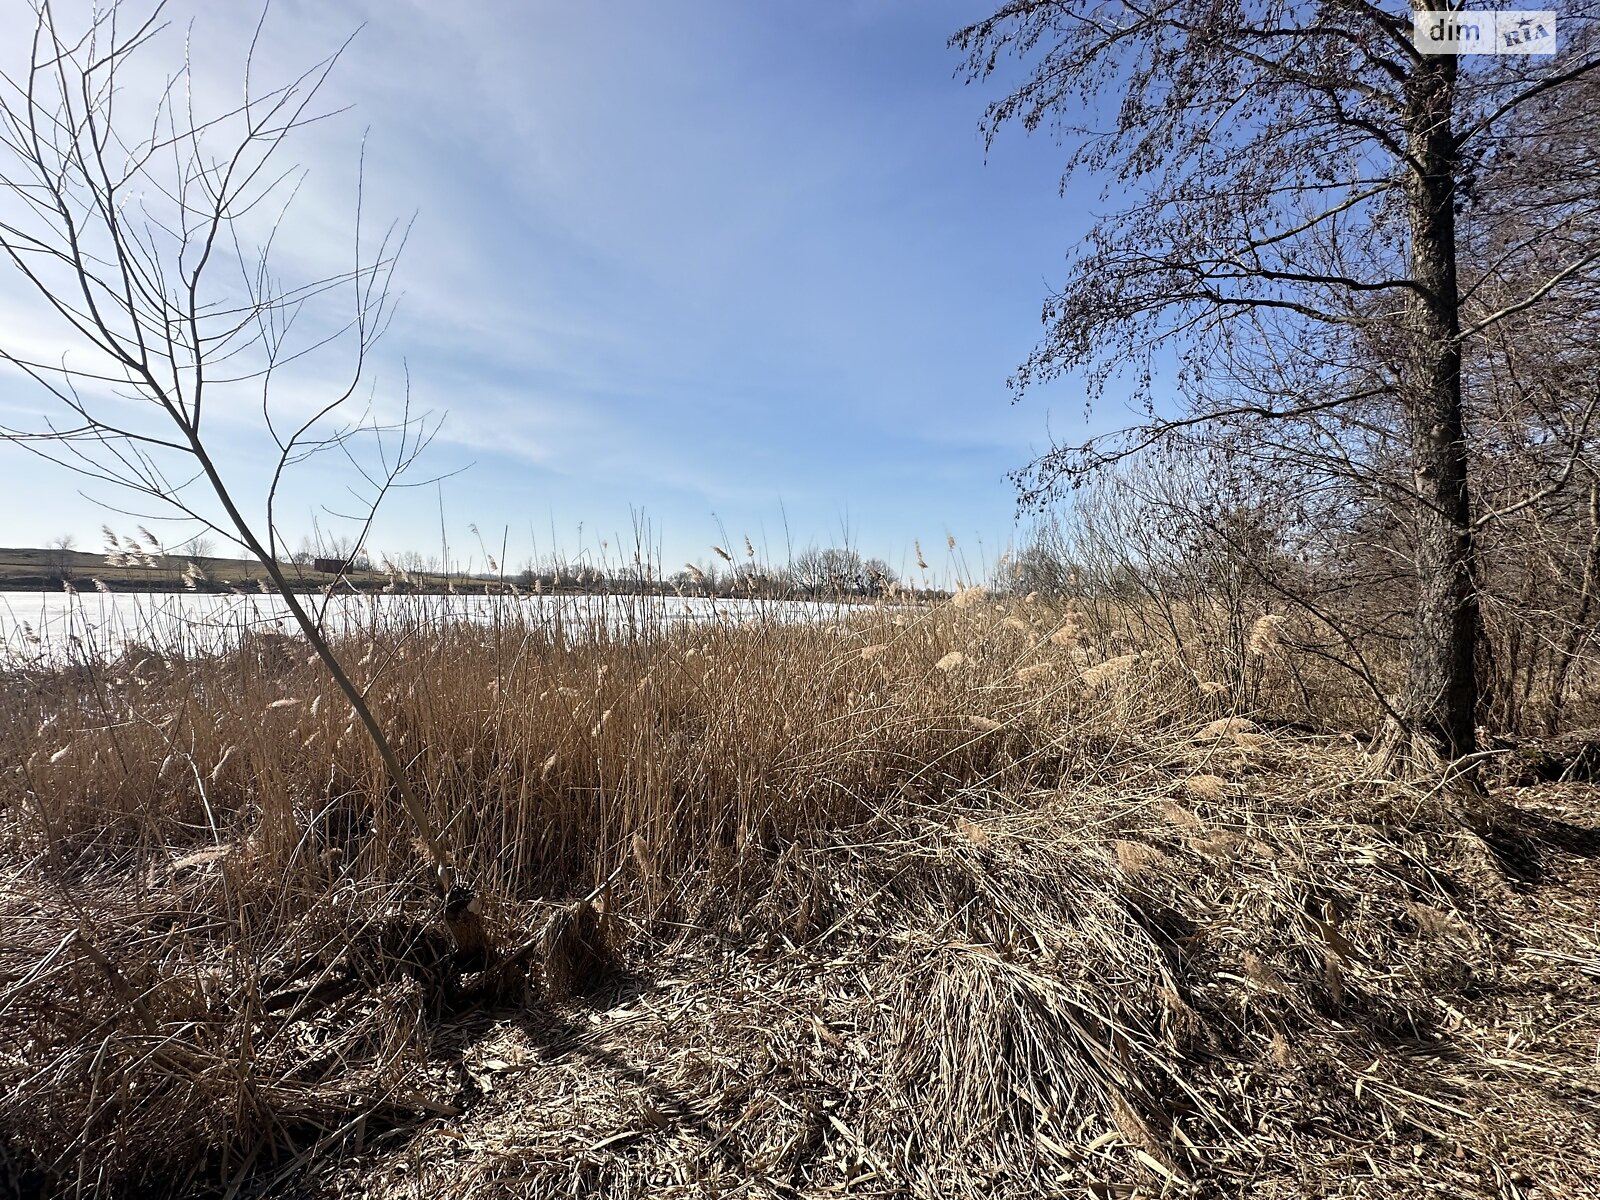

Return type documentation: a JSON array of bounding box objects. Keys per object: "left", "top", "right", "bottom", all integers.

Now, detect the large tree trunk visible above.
[{"left": 1400, "top": 43, "right": 1479, "bottom": 766}]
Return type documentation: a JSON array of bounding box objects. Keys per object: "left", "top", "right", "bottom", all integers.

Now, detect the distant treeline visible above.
[{"left": 3, "top": 542, "right": 947, "bottom": 601}]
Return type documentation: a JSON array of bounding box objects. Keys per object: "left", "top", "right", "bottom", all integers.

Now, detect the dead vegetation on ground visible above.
[{"left": 2, "top": 593, "right": 1597, "bottom": 1198}]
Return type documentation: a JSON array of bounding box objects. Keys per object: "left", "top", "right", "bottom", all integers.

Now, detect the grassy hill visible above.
[{"left": 0, "top": 545, "right": 471, "bottom": 593}]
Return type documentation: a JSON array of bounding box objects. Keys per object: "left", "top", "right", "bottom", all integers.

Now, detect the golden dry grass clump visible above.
[{"left": 2, "top": 591, "right": 1598, "bottom": 1198}]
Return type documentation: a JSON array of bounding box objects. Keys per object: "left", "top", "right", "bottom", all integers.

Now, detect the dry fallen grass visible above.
[{"left": 2, "top": 591, "right": 1598, "bottom": 1198}]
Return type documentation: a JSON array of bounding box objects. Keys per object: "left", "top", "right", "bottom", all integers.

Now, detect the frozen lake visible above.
[{"left": 0, "top": 589, "right": 863, "bottom": 663}]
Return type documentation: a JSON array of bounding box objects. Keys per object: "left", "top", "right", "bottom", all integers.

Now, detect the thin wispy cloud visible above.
[{"left": 0, "top": 0, "right": 1097, "bottom": 567}]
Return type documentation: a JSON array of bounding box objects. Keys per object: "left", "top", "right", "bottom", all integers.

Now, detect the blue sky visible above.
[{"left": 0, "top": 0, "right": 1104, "bottom": 580}]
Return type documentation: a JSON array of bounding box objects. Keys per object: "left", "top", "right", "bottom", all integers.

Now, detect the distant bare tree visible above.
[
  {"left": 995, "top": 526, "right": 1074, "bottom": 597},
  {"left": 45, "top": 532, "right": 75, "bottom": 582},
  {"left": 791, "top": 546, "right": 892, "bottom": 596},
  {"left": 394, "top": 549, "right": 432, "bottom": 575},
  {"left": 955, "top": 1, "right": 1600, "bottom": 770},
  {"left": 862, "top": 557, "right": 899, "bottom": 595},
  {"left": 0, "top": 3, "right": 483, "bottom": 949}
]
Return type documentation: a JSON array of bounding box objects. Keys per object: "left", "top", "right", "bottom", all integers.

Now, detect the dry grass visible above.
[{"left": 2, "top": 592, "right": 1598, "bottom": 1198}]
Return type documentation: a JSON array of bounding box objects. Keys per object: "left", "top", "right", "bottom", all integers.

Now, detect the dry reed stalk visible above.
[
  {"left": 1195, "top": 716, "right": 1259, "bottom": 741},
  {"left": 3, "top": 591, "right": 1597, "bottom": 1198},
  {"left": 1247, "top": 614, "right": 1288, "bottom": 658},
  {"left": 1080, "top": 652, "right": 1139, "bottom": 688},
  {"left": 1181, "top": 774, "right": 1229, "bottom": 802},
  {"left": 540, "top": 899, "right": 612, "bottom": 999}
]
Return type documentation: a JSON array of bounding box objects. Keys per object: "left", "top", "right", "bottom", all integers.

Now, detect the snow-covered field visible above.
[{"left": 0, "top": 590, "right": 857, "bottom": 661}]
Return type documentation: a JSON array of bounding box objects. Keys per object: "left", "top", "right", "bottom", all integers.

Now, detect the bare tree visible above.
[
  {"left": 1461, "top": 57, "right": 1600, "bottom": 733},
  {"left": 791, "top": 546, "right": 890, "bottom": 596},
  {"left": 0, "top": 2, "right": 485, "bottom": 950},
  {"left": 45, "top": 530, "right": 75, "bottom": 581},
  {"left": 955, "top": 1, "right": 1600, "bottom": 770}
]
